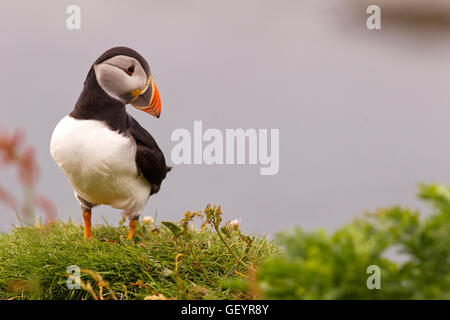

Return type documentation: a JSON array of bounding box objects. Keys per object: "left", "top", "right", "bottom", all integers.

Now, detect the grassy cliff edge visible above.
[{"left": 0, "top": 205, "right": 278, "bottom": 300}]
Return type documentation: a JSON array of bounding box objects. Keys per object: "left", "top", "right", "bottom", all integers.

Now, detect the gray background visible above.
[{"left": 1, "top": 0, "right": 450, "bottom": 235}]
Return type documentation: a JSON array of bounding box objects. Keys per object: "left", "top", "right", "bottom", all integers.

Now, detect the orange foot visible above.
[{"left": 83, "top": 209, "right": 92, "bottom": 239}]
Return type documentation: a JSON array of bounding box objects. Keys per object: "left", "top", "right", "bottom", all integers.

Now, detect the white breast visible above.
[{"left": 50, "top": 116, "right": 151, "bottom": 217}]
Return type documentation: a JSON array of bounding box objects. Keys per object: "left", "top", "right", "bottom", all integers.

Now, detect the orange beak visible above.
[{"left": 131, "top": 79, "right": 161, "bottom": 118}]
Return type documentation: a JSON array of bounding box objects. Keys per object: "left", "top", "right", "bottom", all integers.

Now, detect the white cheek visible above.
[{"left": 94, "top": 64, "right": 146, "bottom": 100}]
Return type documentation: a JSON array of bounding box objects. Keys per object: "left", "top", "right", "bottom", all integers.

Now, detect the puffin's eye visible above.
[{"left": 125, "top": 65, "right": 135, "bottom": 76}]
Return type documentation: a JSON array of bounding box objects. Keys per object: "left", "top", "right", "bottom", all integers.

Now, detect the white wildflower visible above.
[
  {"left": 142, "top": 216, "right": 154, "bottom": 226},
  {"left": 229, "top": 219, "right": 240, "bottom": 230},
  {"left": 162, "top": 269, "right": 174, "bottom": 277}
]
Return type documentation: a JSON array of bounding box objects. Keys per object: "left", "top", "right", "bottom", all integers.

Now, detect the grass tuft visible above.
[{"left": 0, "top": 207, "right": 278, "bottom": 300}]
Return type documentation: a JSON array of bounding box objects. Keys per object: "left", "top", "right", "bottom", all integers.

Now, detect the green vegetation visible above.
[
  {"left": 0, "top": 185, "right": 449, "bottom": 300},
  {"left": 0, "top": 205, "right": 277, "bottom": 300},
  {"left": 255, "top": 184, "right": 450, "bottom": 299}
]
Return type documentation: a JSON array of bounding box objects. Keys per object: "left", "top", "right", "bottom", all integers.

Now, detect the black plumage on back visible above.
[{"left": 127, "top": 114, "right": 170, "bottom": 195}]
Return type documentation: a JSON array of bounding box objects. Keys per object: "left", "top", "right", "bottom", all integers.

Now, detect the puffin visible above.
[{"left": 50, "top": 47, "right": 171, "bottom": 240}]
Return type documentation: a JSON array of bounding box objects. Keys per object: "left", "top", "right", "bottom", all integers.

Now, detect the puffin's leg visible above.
[
  {"left": 127, "top": 217, "right": 139, "bottom": 240},
  {"left": 83, "top": 209, "right": 93, "bottom": 239}
]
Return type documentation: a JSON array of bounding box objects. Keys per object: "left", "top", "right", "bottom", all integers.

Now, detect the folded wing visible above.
[{"left": 127, "top": 114, "right": 170, "bottom": 195}]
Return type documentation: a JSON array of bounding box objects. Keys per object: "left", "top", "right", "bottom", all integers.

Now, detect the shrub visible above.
[{"left": 255, "top": 184, "right": 450, "bottom": 299}]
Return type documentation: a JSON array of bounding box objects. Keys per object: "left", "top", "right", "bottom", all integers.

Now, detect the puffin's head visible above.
[{"left": 91, "top": 47, "right": 161, "bottom": 118}]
